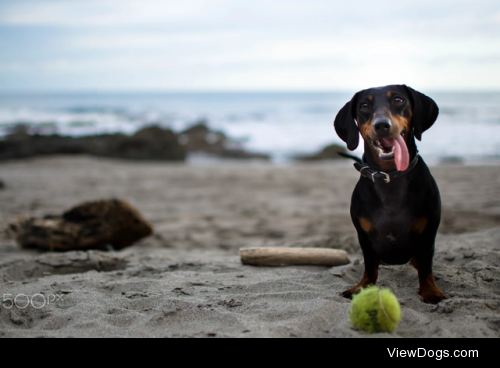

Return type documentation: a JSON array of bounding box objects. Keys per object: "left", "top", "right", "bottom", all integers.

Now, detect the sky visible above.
[{"left": 0, "top": 0, "right": 499, "bottom": 92}]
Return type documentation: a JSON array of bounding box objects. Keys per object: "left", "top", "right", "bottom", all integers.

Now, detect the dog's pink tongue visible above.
[
  {"left": 380, "top": 136, "right": 409, "bottom": 171},
  {"left": 394, "top": 135, "right": 409, "bottom": 171}
]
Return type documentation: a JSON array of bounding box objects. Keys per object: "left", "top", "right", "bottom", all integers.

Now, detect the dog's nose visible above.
[{"left": 373, "top": 118, "right": 392, "bottom": 134}]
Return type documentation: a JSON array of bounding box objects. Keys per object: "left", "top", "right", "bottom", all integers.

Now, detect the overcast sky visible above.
[{"left": 0, "top": 0, "right": 499, "bottom": 92}]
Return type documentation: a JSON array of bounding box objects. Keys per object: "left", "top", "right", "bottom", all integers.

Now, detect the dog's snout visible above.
[{"left": 373, "top": 118, "right": 392, "bottom": 134}]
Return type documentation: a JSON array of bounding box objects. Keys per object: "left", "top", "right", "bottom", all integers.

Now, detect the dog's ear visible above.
[
  {"left": 403, "top": 85, "right": 439, "bottom": 141},
  {"left": 334, "top": 93, "right": 360, "bottom": 151}
]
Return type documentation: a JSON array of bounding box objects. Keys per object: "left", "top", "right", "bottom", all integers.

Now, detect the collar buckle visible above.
[
  {"left": 380, "top": 172, "right": 391, "bottom": 184},
  {"left": 359, "top": 167, "right": 390, "bottom": 183}
]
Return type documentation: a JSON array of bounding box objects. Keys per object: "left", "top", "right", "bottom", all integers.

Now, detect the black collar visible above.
[{"left": 353, "top": 153, "right": 420, "bottom": 184}]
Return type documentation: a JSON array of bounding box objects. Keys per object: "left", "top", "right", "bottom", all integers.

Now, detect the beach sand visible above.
[{"left": 0, "top": 156, "right": 499, "bottom": 338}]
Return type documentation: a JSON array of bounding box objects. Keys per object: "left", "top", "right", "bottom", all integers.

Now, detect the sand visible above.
[{"left": 0, "top": 156, "right": 499, "bottom": 338}]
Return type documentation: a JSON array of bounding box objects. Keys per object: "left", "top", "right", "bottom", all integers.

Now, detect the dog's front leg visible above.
[
  {"left": 341, "top": 229, "right": 380, "bottom": 299},
  {"left": 410, "top": 242, "right": 446, "bottom": 304}
]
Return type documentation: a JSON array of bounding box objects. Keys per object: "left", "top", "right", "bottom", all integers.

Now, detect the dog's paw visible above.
[
  {"left": 420, "top": 290, "right": 447, "bottom": 305},
  {"left": 341, "top": 289, "right": 354, "bottom": 299}
]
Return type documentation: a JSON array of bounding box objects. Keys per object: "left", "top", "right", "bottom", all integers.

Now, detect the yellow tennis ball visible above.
[{"left": 350, "top": 286, "right": 401, "bottom": 333}]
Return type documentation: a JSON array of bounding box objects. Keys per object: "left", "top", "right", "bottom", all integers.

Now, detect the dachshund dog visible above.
[{"left": 334, "top": 85, "right": 446, "bottom": 304}]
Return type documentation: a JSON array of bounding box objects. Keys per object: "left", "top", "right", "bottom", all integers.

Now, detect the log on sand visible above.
[{"left": 239, "top": 247, "right": 350, "bottom": 266}]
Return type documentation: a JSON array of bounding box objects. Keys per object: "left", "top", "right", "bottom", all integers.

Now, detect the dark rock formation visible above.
[
  {"left": 8, "top": 199, "right": 153, "bottom": 252},
  {"left": 179, "top": 122, "right": 227, "bottom": 155},
  {"left": 295, "top": 144, "right": 349, "bottom": 161},
  {"left": 0, "top": 125, "right": 88, "bottom": 158},
  {"left": 219, "top": 149, "right": 271, "bottom": 160},
  {"left": 179, "top": 121, "right": 270, "bottom": 160},
  {"left": 0, "top": 125, "right": 186, "bottom": 162},
  {"left": 88, "top": 126, "right": 186, "bottom": 161},
  {"left": 0, "top": 122, "right": 269, "bottom": 162}
]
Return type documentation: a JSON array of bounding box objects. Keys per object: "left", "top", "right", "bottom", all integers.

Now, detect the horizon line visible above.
[{"left": 1, "top": 88, "right": 500, "bottom": 95}]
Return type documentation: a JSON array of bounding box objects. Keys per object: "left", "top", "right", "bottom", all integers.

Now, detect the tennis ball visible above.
[{"left": 350, "top": 286, "right": 401, "bottom": 333}]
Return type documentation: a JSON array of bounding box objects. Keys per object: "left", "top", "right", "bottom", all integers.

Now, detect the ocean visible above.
[{"left": 0, "top": 91, "right": 499, "bottom": 164}]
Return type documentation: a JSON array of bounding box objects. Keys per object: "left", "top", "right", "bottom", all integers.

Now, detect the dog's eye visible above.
[
  {"left": 394, "top": 97, "right": 404, "bottom": 105},
  {"left": 360, "top": 103, "right": 370, "bottom": 111}
]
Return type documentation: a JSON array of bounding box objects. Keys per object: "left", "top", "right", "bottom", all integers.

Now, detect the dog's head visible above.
[{"left": 334, "top": 85, "right": 439, "bottom": 171}]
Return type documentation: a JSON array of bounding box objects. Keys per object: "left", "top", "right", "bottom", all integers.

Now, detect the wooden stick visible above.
[{"left": 239, "top": 247, "right": 350, "bottom": 266}]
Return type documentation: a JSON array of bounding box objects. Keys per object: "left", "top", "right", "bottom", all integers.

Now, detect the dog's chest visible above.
[
  {"left": 370, "top": 207, "right": 417, "bottom": 238},
  {"left": 356, "top": 184, "right": 428, "bottom": 239}
]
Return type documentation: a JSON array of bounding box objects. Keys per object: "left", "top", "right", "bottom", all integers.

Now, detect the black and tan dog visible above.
[{"left": 334, "top": 85, "right": 446, "bottom": 304}]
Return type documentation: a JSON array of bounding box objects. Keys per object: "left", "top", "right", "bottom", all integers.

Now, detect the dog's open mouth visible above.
[
  {"left": 370, "top": 130, "right": 409, "bottom": 171},
  {"left": 373, "top": 139, "right": 396, "bottom": 159}
]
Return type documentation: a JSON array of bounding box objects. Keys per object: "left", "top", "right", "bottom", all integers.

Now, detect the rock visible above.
[
  {"left": 32, "top": 135, "right": 88, "bottom": 155},
  {"left": 0, "top": 123, "right": 270, "bottom": 162},
  {"left": 0, "top": 127, "right": 92, "bottom": 160},
  {"left": 295, "top": 144, "right": 349, "bottom": 161},
  {"left": 219, "top": 149, "right": 270, "bottom": 160},
  {"left": 89, "top": 126, "right": 186, "bottom": 161},
  {"left": 0, "top": 125, "right": 187, "bottom": 162},
  {"left": 179, "top": 122, "right": 270, "bottom": 160},
  {"left": 0, "top": 125, "right": 36, "bottom": 159},
  {"left": 8, "top": 199, "right": 153, "bottom": 251},
  {"left": 179, "top": 122, "right": 227, "bottom": 155},
  {"left": 81, "top": 133, "right": 125, "bottom": 157}
]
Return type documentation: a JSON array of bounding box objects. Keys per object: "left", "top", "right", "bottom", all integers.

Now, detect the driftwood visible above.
[{"left": 239, "top": 247, "right": 350, "bottom": 266}]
